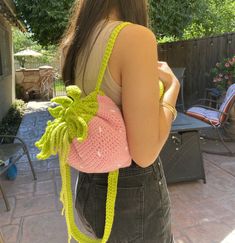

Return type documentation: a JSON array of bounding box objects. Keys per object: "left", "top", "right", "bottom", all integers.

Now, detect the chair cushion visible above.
[
  {"left": 219, "top": 84, "right": 235, "bottom": 122},
  {"left": 186, "top": 106, "right": 220, "bottom": 126},
  {"left": 0, "top": 143, "right": 23, "bottom": 161}
]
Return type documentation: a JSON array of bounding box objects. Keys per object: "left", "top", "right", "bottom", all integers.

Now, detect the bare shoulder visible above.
[
  {"left": 117, "top": 23, "right": 157, "bottom": 49},
  {"left": 108, "top": 23, "right": 157, "bottom": 87},
  {"left": 113, "top": 23, "right": 157, "bottom": 66}
]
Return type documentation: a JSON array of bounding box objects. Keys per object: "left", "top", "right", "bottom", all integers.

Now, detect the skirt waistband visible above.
[{"left": 78, "top": 157, "right": 161, "bottom": 178}]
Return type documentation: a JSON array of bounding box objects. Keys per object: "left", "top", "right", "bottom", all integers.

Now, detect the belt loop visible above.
[
  {"left": 88, "top": 173, "right": 94, "bottom": 182},
  {"left": 157, "top": 156, "right": 164, "bottom": 179},
  {"left": 158, "top": 156, "right": 163, "bottom": 165},
  {"left": 80, "top": 172, "right": 93, "bottom": 182},
  {"left": 158, "top": 156, "right": 164, "bottom": 171},
  {"left": 151, "top": 158, "right": 159, "bottom": 179}
]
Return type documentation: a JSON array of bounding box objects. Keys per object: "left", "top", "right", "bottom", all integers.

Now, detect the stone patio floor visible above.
[{"left": 0, "top": 101, "right": 235, "bottom": 243}]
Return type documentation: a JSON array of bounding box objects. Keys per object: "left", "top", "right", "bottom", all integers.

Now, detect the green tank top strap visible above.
[{"left": 95, "top": 21, "right": 132, "bottom": 93}]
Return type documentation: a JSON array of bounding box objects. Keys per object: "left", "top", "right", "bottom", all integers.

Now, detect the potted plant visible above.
[{"left": 210, "top": 55, "right": 235, "bottom": 94}]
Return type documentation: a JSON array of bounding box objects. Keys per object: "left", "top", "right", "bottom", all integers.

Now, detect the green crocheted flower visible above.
[{"left": 35, "top": 85, "right": 100, "bottom": 160}]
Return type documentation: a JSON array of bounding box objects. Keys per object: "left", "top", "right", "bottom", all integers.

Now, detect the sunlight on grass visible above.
[{"left": 221, "top": 229, "right": 235, "bottom": 243}]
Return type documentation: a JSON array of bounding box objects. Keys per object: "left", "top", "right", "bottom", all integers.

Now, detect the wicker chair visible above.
[
  {"left": 0, "top": 135, "right": 37, "bottom": 211},
  {"left": 186, "top": 83, "right": 235, "bottom": 156}
]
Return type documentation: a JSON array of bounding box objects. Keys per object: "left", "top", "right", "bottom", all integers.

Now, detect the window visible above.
[{"left": 0, "top": 25, "right": 11, "bottom": 78}]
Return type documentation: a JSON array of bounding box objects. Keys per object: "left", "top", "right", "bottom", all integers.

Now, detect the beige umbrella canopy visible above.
[
  {"left": 14, "top": 48, "right": 43, "bottom": 68},
  {"left": 14, "top": 49, "right": 43, "bottom": 57}
]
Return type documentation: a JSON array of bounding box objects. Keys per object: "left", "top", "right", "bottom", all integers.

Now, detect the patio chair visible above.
[
  {"left": 204, "top": 87, "right": 222, "bottom": 109},
  {"left": 186, "top": 83, "right": 235, "bottom": 156},
  {"left": 172, "top": 67, "right": 186, "bottom": 112},
  {"left": 0, "top": 135, "right": 37, "bottom": 211}
]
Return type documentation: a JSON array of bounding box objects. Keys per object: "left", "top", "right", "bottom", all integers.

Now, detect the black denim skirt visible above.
[{"left": 74, "top": 156, "right": 174, "bottom": 243}]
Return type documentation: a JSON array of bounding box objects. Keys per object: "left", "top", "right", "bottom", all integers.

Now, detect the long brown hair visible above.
[{"left": 60, "top": 0, "right": 149, "bottom": 91}]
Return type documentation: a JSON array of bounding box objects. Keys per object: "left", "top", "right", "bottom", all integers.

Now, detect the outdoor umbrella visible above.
[
  {"left": 14, "top": 49, "right": 43, "bottom": 57},
  {"left": 14, "top": 48, "right": 43, "bottom": 67}
]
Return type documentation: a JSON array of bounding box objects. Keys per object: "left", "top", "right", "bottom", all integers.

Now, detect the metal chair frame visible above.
[
  {"left": 0, "top": 135, "right": 37, "bottom": 211},
  {"left": 186, "top": 97, "right": 235, "bottom": 156},
  {"left": 172, "top": 67, "right": 186, "bottom": 112}
]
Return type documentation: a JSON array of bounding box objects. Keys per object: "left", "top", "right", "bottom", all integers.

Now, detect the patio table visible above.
[{"left": 159, "top": 112, "right": 211, "bottom": 184}]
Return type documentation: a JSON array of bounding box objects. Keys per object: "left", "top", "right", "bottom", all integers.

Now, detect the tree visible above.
[
  {"left": 13, "top": 27, "right": 37, "bottom": 53},
  {"left": 15, "top": 0, "right": 235, "bottom": 46},
  {"left": 183, "top": 0, "right": 235, "bottom": 39},
  {"left": 13, "top": 28, "right": 58, "bottom": 67},
  {"left": 149, "top": 0, "right": 235, "bottom": 41},
  {"left": 14, "top": 0, "right": 74, "bottom": 46},
  {"left": 148, "top": 0, "right": 196, "bottom": 39}
]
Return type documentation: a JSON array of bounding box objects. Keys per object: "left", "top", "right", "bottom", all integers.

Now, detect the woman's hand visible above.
[
  {"left": 157, "top": 61, "right": 180, "bottom": 90},
  {"left": 157, "top": 61, "right": 181, "bottom": 108}
]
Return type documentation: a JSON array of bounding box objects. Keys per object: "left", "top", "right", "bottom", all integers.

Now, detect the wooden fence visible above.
[{"left": 158, "top": 32, "right": 235, "bottom": 108}]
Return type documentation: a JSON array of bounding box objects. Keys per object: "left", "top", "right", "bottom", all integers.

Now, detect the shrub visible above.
[
  {"left": 0, "top": 99, "right": 26, "bottom": 143},
  {"left": 210, "top": 55, "right": 235, "bottom": 91}
]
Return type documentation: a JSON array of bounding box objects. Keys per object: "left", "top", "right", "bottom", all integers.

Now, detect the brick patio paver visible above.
[
  {"left": 20, "top": 212, "right": 68, "bottom": 243},
  {"left": 0, "top": 101, "right": 235, "bottom": 243}
]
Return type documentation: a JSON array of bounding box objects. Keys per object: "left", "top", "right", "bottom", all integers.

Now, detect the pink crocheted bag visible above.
[
  {"left": 67, "top": 22, "right": 132, "bottom": 173},
  {"left": 68, "top": 95, "right": 132, "bottom": 173}
]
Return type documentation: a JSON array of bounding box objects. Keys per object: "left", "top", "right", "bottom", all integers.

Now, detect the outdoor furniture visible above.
[
  {"left": 159, "top": 112, "right": 211, "bottom": 184},
  {"left": 205, "top": 87, "right": 222, "bottom": 109},
  {"left": 172, "top": 67, "right": 186, "bottom": 112},
  {"left": 0, "top": 135, "right": 37, "bottom": 211},
  {"left": 186, "top": 83, "right": 235, "bottom": 156},
  {"left": 15, "top": 68, "right": 41, "bottom": 100},
  {"left": 15, "top": 66, "right": 55, "bottom": 101},
  {"left": 14, "top": 48, "right": 43, "bottom": 68}
]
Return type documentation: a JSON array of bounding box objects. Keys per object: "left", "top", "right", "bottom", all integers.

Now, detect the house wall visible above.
[{"left": 0, "top": 14, "right": 15, "bottom": 121}]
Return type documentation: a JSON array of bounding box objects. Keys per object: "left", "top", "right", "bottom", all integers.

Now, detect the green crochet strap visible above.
[
  {"left": 36, "top": 113, "right": 118, "bottom": 243},
  {"left": 35, "top": 21, "right": 131, "bottom": 243},
  {"left": 95, "top": 21, "right": 131, "bottom": 93},
  {"left": 59, "top": 143, "right": 119, "bottom": 243}
]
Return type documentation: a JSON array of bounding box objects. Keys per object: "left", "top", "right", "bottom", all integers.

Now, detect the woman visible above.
[{"left": 60, "top": 0, "right": 180, "bottom": 242}]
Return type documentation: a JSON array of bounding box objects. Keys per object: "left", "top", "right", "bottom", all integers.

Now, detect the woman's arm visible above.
[
  {"left": 153, "top": 61, "right": 180, "bottom": 168},
  {"left": 117, "top": 24, "right": 180, "bottom": 168}
]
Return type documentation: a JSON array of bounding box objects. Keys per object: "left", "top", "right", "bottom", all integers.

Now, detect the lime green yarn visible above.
[
  {"left": 159, "top": 80, "right": 164, "bottom": 100},
  {"left": 35, "top": 21, "right": 131, "bottom": 243},
  {"left": 35, "top": 86, "right": 98, "bottom": 159},
  {"left": 35, "top": 85, "right": 119, "bottom": 243},
  {"left": 95, "top": 22, "right": 132, "bottom": 92}
]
